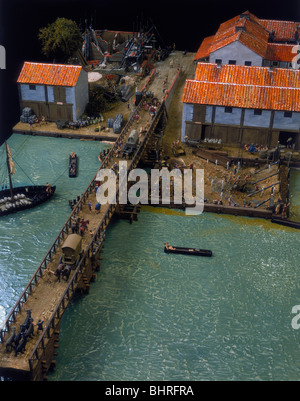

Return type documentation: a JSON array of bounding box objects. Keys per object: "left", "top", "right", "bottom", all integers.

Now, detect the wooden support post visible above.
[
  {"left": 210, "top": 106, "right": 216, "bottom": 139},
  {"left": 268, "top": 111, "right": 275, "bottom": 148}
]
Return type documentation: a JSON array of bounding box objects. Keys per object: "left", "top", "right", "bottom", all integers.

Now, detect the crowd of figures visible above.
[{"left": 5, "top": 309, "right": 44, "bottom": 357}]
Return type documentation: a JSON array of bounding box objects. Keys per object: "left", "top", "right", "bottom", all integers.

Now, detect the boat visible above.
[
  {"left": 164, "top": 244, "right": 212, "bottom": 257},
  {"left": 0, "top": 141, "right": 56, "bottom": 217},
  {"left": 271, "top": 217, "right": 300, "bottom": 230},
  {"left": 69, "top": 152, "right": 77, "bottom": 177}
]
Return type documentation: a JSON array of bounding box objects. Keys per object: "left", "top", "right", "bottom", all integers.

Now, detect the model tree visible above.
[{"left": 39, "top": 18, "right": 83, "bottom": 61}]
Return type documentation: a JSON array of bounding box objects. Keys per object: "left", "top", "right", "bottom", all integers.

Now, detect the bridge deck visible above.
[
  {"left": 0, "top": 92, "right": 162, "bottom": 376},
  {"left": 0, "top": 51, "right": 192, "bottom": 379}
]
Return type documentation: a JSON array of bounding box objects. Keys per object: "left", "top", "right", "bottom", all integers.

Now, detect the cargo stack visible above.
[
  {"left": 113, "top": 114, "right": 123, "bottom": 134},
  {"left": 20, "top": 107, "right": 36, "bottom": 124}
]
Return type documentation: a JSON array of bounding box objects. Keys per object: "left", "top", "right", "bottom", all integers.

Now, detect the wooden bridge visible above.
[{"left": 0, "top": 92, "right": 167, "bottom": 381}]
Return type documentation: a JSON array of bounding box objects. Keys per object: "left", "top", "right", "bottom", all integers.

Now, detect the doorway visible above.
[{"left": 279, "top": 131, "right": 298, "bottom": 149}]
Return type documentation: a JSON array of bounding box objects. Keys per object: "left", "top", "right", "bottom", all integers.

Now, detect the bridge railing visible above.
[
  {"left": 0, "top": 98, "right": 144, "bottom": 343},
  {"left": 28, "top": 100, "right": 166, "bottom": 372}
]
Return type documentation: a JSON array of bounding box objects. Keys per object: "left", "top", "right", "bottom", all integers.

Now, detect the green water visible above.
[
  {"left": 0, "top": 135, "right": 300, "bottom": 381},
  {"left": 0, "top": 134, "right": 110, "bottom": 312},
  {"left": 46, "top": 210, "right": 300, "bottom": 381}
]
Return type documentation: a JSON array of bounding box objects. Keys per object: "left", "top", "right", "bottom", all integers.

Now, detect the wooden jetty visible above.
[
  {"left": 147, "top": 197, "right": 273, "bottom": 219},
  {"left": 0, "top": 93, "right": 167, "bottom": 381}
]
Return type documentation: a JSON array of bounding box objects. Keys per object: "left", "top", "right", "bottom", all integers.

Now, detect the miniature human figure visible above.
[
  {"left": 282, "top": 203, "right": 290, "bottom": 219},
  {"left": 287, "top": 137, "right": 293, "bottom": 149},
  {"left": 45, "top": 268, "right": 53, "bottom": 284},
  {"left": 54, "top": 263, "right": 65, "bottom": 282},
  {"left": 35, "top": 319, "right": 44, "bottom": 334},
  {"left": 88, "top": 202, "right": 92, "bottom": 214},
  {"left": 79, "top": 219, "right": 89, "bottom": 235},
  {"left": 71, "top": 215, "right": 77, "bottom": 234},
  {"left": 275, "top": 203, "right": 281, "bottom": 215},
  {"left": 46, "top": 182, "right": 52, "bottom": 194},
  {"left": 95, "top": 202, "right": 101, "bottom": 214},
  {"left": 149, "top": 106, "right": 156, "bottom": 117}
]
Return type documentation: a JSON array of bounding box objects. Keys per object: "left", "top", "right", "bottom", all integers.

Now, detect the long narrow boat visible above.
[
  {"left": 164, "top": 245, "right": 213, "bottom": 257},
  {"left": 69, "top": 153, "right": 77, "bottom": 177},
  {"left": 0, "top": 141, "right": 56, "bottom": 217},
  {"left": 271, "top": 218, "right": 300, "bottom": 230}
]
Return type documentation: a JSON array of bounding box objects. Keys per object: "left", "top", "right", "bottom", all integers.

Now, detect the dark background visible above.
[{"left": 0, "top": 0, "right": 299, "bottom": 145}]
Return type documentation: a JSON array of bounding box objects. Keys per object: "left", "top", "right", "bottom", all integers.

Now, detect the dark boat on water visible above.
[
  {"left": 164, "top": 244, "right": 213, "bottom": 257},
  {"left": 69, "top": 152, "right": 77, "bottom": 177},
  {"left": 271, "top": 217, "right": 300, "bottom": 230},
  {"left": 0, "top": 141, "right": 56, "bottom": 217}
]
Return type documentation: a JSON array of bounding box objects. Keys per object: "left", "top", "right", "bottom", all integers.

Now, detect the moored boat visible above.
[
  {"left": 69, "top": 152, "right": 77, "bottom": 177},
  {"left": 0, "top": 141, "right": 56, "bottom": 217},
  {"left": 0, "top": 185, "right": 56, "bottom": 216}
]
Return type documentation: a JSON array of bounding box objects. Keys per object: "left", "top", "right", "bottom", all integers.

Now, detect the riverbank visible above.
[{"left": 12, "top": 50, "right": 291, "bottom": 219}]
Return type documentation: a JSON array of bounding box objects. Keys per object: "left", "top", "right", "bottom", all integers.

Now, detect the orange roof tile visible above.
[
  {"left": 194, "top": 62, "right": 300, "bottom": 87},
  {"left": 195, "top": 13, "right": 270, "bottom": 60},
  {"left": 183, "top": 63, "right": 300, "bottom": 112},
  {"left": 182, "top": 80, "right": 300, "bottom": 112},
  {"left": 17, "top": 62, "right": 82, "bottom": 86},
  {"left": 194, "top": 35, "right": 215, "bottom": 61},
  {"left": 259, "top": 19, "right": 300, "bottom": 41},
  {"left": 266, "top": 43, "right": 296, "bottom": 62},
  {"left": 194, "top": 11, "right": 300, "bottom": 62}
]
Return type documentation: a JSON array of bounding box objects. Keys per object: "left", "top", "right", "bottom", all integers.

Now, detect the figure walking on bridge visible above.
[
  {"left": 35, "top": 319, "right": 44, "bottom": 334},
  {"left": 95, "top": 202, "right": 101, "bottom": 214}
]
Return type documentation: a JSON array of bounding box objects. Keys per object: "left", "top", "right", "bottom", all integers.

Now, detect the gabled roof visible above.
[
  {"left": 194, "top": 11, "right": 300, "bottom": 62},
  {"left": 182, "top": 63, "right": 300, "bottom": 112},
  {"left": 17, "top": 62, "right": 82, "bottom": 86}
]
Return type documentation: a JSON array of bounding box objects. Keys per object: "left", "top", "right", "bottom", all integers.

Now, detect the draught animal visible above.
[
  {"left": 14, "top": 324, "right": 26, "bottom": 348},
  {"left": 15, "top": 333, "right": 27, "bottom": 357},
  {"left": 62, "top": 265, "right": 72, "bottom": 281},
  {"left": 5, "top": 326, "right": 16, "bottom": 352},
  {"left": 24, "top": 318, "right": 34, "bottom": 339},
  {"left": 24, "top": 308, "right": 32, "bottom": 329}
]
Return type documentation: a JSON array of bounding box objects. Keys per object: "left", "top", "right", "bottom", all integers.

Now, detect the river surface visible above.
[{"left": 0, "top": 135, "right": 300, "bottom": 381}]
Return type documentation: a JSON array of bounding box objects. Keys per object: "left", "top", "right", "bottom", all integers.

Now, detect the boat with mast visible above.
[{"left": 0, "top": 141, "right": 56, "bottom": 216}]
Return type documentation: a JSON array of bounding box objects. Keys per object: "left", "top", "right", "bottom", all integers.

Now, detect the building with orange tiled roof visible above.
[
  {"left": 17, "top": 62, "right": 89, "bottom": 122},
  {"left": 181, "top": 63, "right": 300, "bottom": 149},
  {"left": 194, "top": 11, "right": 300, "bottom": 69}
]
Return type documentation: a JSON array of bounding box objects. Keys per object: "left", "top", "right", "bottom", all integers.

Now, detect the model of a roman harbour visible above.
[{"left": 0, "top": 11, "right": 299, "bottom": 381}]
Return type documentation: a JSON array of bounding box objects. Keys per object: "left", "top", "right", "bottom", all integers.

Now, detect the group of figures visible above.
[{"left": 5, "top": 309, "right": 44, "bottom": 357}]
